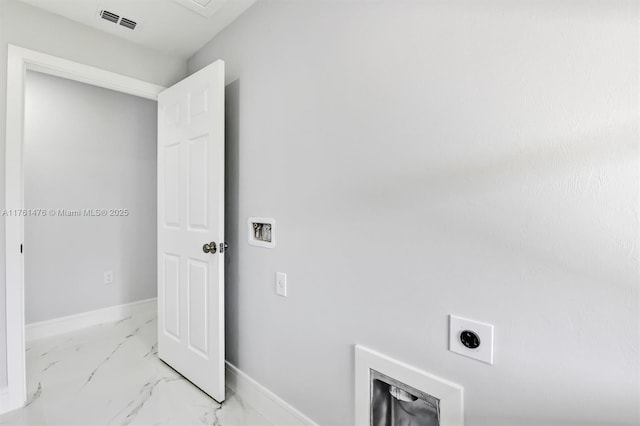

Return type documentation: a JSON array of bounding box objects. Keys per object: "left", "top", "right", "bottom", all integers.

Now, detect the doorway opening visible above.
[
  {"left": 4, "top": 44, "right": 164, "bottom": 413},
  {"left": 23, "top": 70, "right": 158, "bottom": 328},
  {"left": 22, "top": 68, "right": 159, "bottom": 409},
  {"left": 5, "top": 45, "right": 227, "bottom": 415}
]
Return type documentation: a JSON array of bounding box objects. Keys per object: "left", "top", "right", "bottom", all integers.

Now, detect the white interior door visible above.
[{"left": 157, "top": 60, "right": 225, "bottom": 402}]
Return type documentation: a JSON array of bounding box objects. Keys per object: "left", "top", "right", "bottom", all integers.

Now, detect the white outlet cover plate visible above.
[{"left": 449, "top": 314, "right": 494, "bottom": 364}]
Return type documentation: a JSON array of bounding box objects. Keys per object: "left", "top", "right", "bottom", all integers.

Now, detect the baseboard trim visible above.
[
  {"left": 26, "top": 298, "right": 157, "bottom": 342},
  {"left": 0, "top": 385, "right": 22, "bottom": 416},
  {"left": 225, "top": 362, "right": 318, "bottom": 426}
]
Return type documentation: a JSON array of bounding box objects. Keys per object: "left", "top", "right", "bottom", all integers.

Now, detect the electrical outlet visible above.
[
  {"left": 104, "top": 270, "right": 114, "bottom": 285},
  {"left": 449, "top": 314, "right": 494, "bottom": 364},
  {"left": 276, "top": 272, "right": 287, "bottom": 297}
]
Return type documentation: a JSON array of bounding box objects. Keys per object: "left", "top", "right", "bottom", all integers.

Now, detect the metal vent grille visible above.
[
  {"left": 99, "top": 10, "right": 119, "bottom": 23},
  {"left": 98, "top": 9, "right": 139, "bottom": 31},
  {"left": 119, "top": 18, "right": 137, "bottom": 30}
]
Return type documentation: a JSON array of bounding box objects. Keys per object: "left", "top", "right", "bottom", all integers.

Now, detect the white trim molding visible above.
[
  {"left": 25, "top": 298, "right": 157, "bottom": 342},
  {"left": 355, "top": 345, "right": 464, "bottom": 426},
  {"left": 3, "top": 44, "right": 165, "bottom": 415},
  {"left": 225, "top": 362, "right": 318, "bottom": 426}
]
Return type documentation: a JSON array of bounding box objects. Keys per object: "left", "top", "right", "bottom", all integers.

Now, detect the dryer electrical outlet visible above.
[{"left": 449, "top": 315, "right": 494, "bottom": 364}]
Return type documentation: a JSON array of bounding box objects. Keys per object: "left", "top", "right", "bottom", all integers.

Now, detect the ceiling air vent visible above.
[
  {"left": 119, "top": 17, "right": 137, "bottom": 30},
  {"left": 97, "top": 8, "right": 141, "bottom": 31},
  {"left": 99, "top": 10, "right": 119, "bottom": 24}
]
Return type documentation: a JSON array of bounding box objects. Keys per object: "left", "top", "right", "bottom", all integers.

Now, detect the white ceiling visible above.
[{"left": 18, "top": 0, "right": 256, "bottom": 58}]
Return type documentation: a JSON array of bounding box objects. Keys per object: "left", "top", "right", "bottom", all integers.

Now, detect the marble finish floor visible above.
[{"left": 0, "top": 310, "right": 271, "bottom": 426}]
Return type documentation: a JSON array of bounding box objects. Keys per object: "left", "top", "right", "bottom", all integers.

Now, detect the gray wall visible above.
[
  {"left": 0, "top": 0, "right": 186, "bottom": 386},
  {"left": 188, "top": 1, "right": 639, "bottom": 425},
  {"left": 24, "top": 71, "right": 157, "bottom": 324}
]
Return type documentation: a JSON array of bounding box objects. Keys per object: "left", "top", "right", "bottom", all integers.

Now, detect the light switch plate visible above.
[
  {"left": 449, "top": 314, "right": 494, "bottom": 364},
  {"left": 276, "top": 272, "right": 287, "bottom": 297}
]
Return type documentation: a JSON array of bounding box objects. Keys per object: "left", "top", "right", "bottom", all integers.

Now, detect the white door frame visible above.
[{"left": 3, "top": 44, "right": 165, "bottom": 414}]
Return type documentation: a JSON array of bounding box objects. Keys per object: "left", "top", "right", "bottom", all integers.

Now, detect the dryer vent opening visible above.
[{"left": 371, "top": 370, "right": 440, "bottom": 426}]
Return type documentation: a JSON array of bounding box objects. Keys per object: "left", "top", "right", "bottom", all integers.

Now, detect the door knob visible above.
[{"left": 202, "top": 242, "right": 217, "bottom": 254}]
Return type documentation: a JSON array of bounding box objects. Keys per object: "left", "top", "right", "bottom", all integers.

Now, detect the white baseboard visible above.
[
  {"left": 0, "top": 385, "right": 22, "bottom": 416},
  {"left": 25, "top": 298, "right": 157, "bottom": 342},
  {"left": 225, "top": 362, "right": 318, "bottom": 426}
]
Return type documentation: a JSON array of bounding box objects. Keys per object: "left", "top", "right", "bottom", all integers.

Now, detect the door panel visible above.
[
  {"left": 163, "top": 144, "right": 181, "bottom": 227},
  {"left": 190, "top": 89, "right": 208, "bottom": 118},
  {"left": 157, "top": 60, "right": 225, "bottom": 402},
  {"left": 188, "top": 259, "right": 209, "bottom": 355},
  {"left": 163, "top": 254, "right": 180, "bottom": 339},
  {"left": 188, "top": 136, "right": 209, "bottom": 229}
]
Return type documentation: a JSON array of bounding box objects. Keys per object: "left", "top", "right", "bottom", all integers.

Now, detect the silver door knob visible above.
[{"left": 203, "top": 242, "right": 217, "bottom": 254}]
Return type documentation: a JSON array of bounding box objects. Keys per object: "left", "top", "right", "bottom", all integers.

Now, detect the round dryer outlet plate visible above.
[{"left": 449, "top": 315, "right": 494, "bottom": 364}]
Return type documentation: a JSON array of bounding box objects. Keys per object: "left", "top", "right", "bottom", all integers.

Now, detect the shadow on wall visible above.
[{"left": 224, "top": 79, "right": 241, "bottom": 363}]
